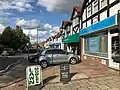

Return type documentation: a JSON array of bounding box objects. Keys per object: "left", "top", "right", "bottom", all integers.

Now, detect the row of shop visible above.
[
  {"left": 60, "top": 0, "right": 120, "bottom": 70},
  {"left": 42, "top": 0, "right": 120, "bottom": 70}
]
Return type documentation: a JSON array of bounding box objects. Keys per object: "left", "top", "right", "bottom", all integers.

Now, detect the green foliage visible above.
[{"left": 0, "top": 26, "right": 30, "bottom": 51}]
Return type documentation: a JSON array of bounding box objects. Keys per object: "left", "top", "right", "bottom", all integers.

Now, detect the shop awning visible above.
[{"left": 62, "top": 33, "right": 79, "bottom": 44}]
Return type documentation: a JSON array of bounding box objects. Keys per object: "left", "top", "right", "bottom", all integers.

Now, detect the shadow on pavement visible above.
[
  {"left": 70, "top": 72, "right": 78, "bottom": 79},
  {"left": 43, "top": 75, "right": 58, "bottom": 85},
  {"left": 29, "top": 75, "right": 58, "bottom": 90}
]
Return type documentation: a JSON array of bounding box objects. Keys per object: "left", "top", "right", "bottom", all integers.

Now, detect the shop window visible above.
[
  {"left": 101, "top": 0, "right": 107, "bottom": 8},
  {"left": 93, "top": 0, "right": 98, "bottom": 13},
  {"left": 84, "top": 34, "right": 108, "bottom": 57}
]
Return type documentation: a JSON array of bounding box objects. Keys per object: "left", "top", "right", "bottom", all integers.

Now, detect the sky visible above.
[{"left": 0, "top": 0, "right": 83, "bottom": 44}]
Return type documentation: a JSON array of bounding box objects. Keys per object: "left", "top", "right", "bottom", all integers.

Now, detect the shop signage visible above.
[
  {"left": 80, "top": 15, "right": 117, "bottom": 36},
  {"left": 60, "top": 63, "right": 70, "bottom": 83},
  {"left": 26, "top": 65, "right": 42, "bottom": 87}
]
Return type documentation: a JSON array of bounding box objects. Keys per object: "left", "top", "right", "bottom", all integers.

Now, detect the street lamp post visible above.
[
  {"left": 22, "top": 25, "right": 40, "bottom": 61},
  {"left": 37, "top": 28, "right": 39, "bottom": 56},
  {"left": 27, "top": 43, "right": 29, "bottom": 60}
]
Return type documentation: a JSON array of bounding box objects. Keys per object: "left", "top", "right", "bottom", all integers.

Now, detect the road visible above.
[
  {"left": 0, "top": 53, "right": 36, "bottom": 71},
  {"left": 0, "top": 57, "right": 24, "bottom": 71},
  {"left": 0, "top": 54, "right": 38, "bottom": 88}
]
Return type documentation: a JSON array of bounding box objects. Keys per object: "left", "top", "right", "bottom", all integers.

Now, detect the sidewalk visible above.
[{"left": 42, "top": 74, "right": 120, "bottom": 90}]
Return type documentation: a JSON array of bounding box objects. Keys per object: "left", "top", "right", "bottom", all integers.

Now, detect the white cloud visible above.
[
  {"left": 16, "top": 18, "right": 40, "bottom": 28},
  {"left": 37, "top": 0, "right": 83, "bottom": 13},
  {"left": 50, "top": 26, "right": 59, "bottom": 36},
  {"left": 0, "top": 0, "right": 33, "bottom": 12},
  {"left": 44, "top": 23, "right": 52, "bottom": 29},
  {"left": 0, "top": 24, "right": 5, "bottom": 34},
  {"left": 16, "top": 19, "right": 59, "bottom": 43}
]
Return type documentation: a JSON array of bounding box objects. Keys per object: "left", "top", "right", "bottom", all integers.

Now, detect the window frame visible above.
[
  {"left": 87, "top": 5, "right": 92, "bottom": 17},
  {"left": 53, "top": 49, "right": 66, "bottom": 54},
  {"left": 45, "top": 50, "right": 53, "bottom": 54},
  {"left": 93, "top": 0, "right": 98, "bottom": 13},
  {"left": 101, "top": 0, "right": 107, "bottom": 9}
]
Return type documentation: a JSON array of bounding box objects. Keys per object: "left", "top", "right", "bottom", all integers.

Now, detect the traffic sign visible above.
[{"left": 26, "top": 65, "right": 42, "bottom": 87}]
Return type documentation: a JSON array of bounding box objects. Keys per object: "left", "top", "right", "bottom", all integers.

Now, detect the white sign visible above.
[{"left": 26, "top": 65, "right": 42, "bottom": 87}]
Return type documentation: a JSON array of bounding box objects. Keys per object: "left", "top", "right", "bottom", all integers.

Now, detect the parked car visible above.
[
  {"left": 28, "top": 49, "right": 44, "bottom": 63},
  {"left": 38, "top": 48, "right": 81, "bottom": 68},
  {"left": 1, "top": 51, "right": 9, "bottom": 56},
  {"left": 1, "top": 48, "right": 15, "bottom": 56}
]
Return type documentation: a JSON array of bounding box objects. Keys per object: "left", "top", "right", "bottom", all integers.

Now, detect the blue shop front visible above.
[{"left": 80, "top": 14, "right": 120, "bottom": 69}]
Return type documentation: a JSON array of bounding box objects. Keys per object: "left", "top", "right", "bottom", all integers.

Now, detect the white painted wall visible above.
[
  {"left": 73, "top": 17, "right": 79, "bottom": 27},
  {"left": 77, "top": 28, "right": 79, "bottom": 33},
  {"left": 83, "top": 22, "right": 86, "bottom": 29},
  {"left": 109, "top": 0, "right": 116, "bottom": 4},
  {"left": 89, "top": 0, "right": 91, "bottom": 3},
  {"left": 110, "top": 3, "right": 120, "bottom": 16},
  {"left": 83, "top": 9, "right": 86, "bottom": 21},
  {"left": 70, "top": 25, "right": 72, "bottom": 35},
  {"left": 79, "top": 19, "right": 81, "bottom": 29},
  {"left": 87, "top": 19, "right": 91, "bottom": 27},
  {"left": 100, "top": 10, "right": 107, "bottom": 21},
  {"left": 60, "top": 36, "right": 64, "bottom": 49}
]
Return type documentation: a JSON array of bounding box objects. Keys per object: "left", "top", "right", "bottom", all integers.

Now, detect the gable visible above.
[{"left": 73, "top": 11, "right": 78, "bottom": 18}]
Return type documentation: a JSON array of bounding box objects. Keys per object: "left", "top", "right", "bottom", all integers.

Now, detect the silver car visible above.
[{"left": 38, "top": 48, "right": 80, "bottom": 68}]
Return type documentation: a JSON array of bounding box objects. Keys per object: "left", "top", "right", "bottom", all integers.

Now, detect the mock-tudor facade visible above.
[
  {"left": 79, "top": 0, "right": 120, "bottom": 69},
  {"left": 62, "top": 6, "right": 81, "bottom": 54}
]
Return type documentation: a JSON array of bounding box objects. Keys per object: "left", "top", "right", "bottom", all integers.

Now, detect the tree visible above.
[
  {"left": 1, "top": 26, "right": 30, "bottom": 51},
  {"left": 1, "top": 26, "right": 14, "bottom": 47},
  {"left": 15, "top": 26, "right": 30, "bottom": 50}
]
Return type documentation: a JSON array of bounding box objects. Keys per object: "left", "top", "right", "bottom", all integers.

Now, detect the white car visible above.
[{"left": 1, "top": 51, "right": 9, "bottom": 56}]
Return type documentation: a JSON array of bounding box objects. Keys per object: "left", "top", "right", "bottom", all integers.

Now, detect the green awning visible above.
[{"left": 62, "top": 33, "right": 80, "bottom": 44}]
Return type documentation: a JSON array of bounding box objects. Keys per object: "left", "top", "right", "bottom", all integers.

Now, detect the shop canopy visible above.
[{"left": 62, "top": 33, "right": 80, "bottom": 44}]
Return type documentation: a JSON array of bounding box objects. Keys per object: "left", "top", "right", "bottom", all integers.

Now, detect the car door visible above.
[
  {"left": 45, "top": 49, "right": 53, "bottom": 64},
  {"left": 53, "top": 49, "right": 69, "bottom": 64}
]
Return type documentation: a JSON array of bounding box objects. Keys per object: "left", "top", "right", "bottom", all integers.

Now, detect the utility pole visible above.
[{"left": 37, "top": 28, "right": 39, "bottom": 58}]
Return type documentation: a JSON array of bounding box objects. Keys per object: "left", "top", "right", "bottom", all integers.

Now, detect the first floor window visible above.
[
  {"left": 87, "top": 5, "right": 91, "bottom": 17},
  {"left": 101, "top": 0, "right": 107, "bottom": 8}
]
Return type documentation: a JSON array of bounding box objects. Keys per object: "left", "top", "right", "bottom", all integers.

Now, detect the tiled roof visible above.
[
  {"left": 63, "top": 20, "right": 72, "bottom": 26},
  {"left": 73, "top": 6, "right": 81, "bottom": 13}
]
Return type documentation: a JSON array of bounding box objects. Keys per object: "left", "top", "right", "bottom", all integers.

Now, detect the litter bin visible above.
[{"left": 60, "top": 61, "right": 70, "bottom": 84}]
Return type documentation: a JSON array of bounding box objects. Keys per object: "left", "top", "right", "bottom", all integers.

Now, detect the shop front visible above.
[
  {"left": 62, "top": 33, "right": 80, "bottom": 54},
  {"left": 80, "top": 14, "right": 120, "bottom": 69}
]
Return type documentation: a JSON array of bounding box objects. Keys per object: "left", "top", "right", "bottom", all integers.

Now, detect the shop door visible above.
[{"left": 111, "top": 33, "right": 120, "bottom": 68}]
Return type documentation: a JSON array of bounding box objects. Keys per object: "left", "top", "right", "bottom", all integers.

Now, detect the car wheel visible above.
[
  {"left": 70, "top": 58, "right": 77, "bottom": 65},
  {"left": 40, "top": 60, "right": 48, "bottom": 68}
]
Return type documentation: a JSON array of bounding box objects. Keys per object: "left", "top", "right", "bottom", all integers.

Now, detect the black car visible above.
[{"left": 28, "top": 49, "right": 44, "bottom": 63}]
